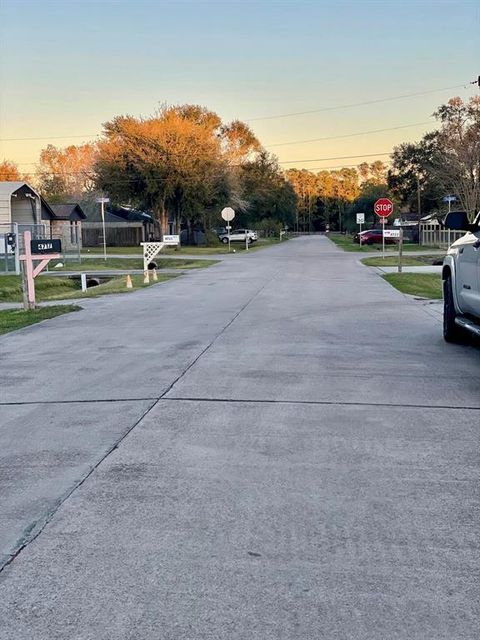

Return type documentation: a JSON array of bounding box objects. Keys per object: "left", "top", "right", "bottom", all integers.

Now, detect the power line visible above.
[
  {"left": 0, "top": 134, "right": 99, "bottom": 143},
  {"left": 1, "top": 81, "right": 472, "bottom": 144},
  {"left": 278, "top": 152, "right": 391, "bottom": 165},
  {"left": 246, "top": 83, "right": 471, "bottom": 122},
  {"left": 265, "top": 121, "right": 432, "bottom": 148}
]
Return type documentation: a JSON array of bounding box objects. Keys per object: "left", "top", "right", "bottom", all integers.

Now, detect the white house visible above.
[{"left": 0, "top": 181, "right": 54, "bottom": 229}]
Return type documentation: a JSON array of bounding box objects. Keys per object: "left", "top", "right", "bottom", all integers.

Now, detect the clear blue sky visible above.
[{"left": 0, "top": 0, "right": 478, "bottom": 173}]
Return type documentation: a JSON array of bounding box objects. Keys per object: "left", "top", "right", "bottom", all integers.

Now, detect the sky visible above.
[{"left": 0, "top": 0, "right": 478, "bottom": 176}]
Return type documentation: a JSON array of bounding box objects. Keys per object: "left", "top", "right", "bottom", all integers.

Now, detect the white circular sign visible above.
[{"left": 221, "top": 207, "right": 235, "bottom": 222}]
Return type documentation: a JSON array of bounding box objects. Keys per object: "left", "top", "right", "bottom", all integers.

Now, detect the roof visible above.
[
  {"left": 86, "top": 204, "right": 154, "bottom": 223},
  {"left": 50, "top": 203, "right": 87, "bottom": 221},
  {"left": 0, "top": 181, "right": 41, "bottom": 198}
]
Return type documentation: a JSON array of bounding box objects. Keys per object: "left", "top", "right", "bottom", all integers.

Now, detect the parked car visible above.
[
  {"left": 218, "top": 229, "right": 258, "bottom": 244},
  {"left": 353, "top": 228, "right": 398, "bottom": 245},
  {"left": 442, "top": 210, "right": 480, "bottom": 342}
]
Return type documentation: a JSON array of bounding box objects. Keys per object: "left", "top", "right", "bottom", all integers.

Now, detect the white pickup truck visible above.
[{"left": 442, "top": 211, "right": 480, "bottom": 342}]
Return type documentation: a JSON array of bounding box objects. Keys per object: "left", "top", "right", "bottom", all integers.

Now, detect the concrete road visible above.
[{"left": 0, "top": 236, "right": 479, "bottom": 639}]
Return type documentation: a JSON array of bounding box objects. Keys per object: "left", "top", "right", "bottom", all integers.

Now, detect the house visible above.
[
  {"left": 49, "top": 203, "right": 87, "bottom": 250},
  {"left": 82, "top": 204, "right": 156, "bottom": 246},
  {"left": 0, "top": 181, "right": 55, "bottom": 231}
]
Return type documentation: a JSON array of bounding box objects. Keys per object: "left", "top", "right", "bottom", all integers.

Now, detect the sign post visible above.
[
  {"left": 96, "top": 197, "right": 110, "bottom": 262},
  {"left": 19, "top": 231, "right": 61, "bottom": 310},
  {"left": 398, "top": 228, "right": 404, "bottom": 273},
  {"left": 221, "top": 207, "right": 235, "bottom": 253},
  {"left": 374, "top": 198, "right": 394, "bottom": 259},
  {"left": 356, "top": 213, "right": 365, "bottom": 246}
]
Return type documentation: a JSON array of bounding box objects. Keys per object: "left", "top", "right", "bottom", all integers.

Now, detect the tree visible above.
[
  {"left": 0, "top": 160, "right": 23, "bottom": 181},
  {"left": 238, "top": 152, "right": 297, "bottom": 228},
  {"left": 388, "top": 133, "right": 443, "bottom": 215},
  {"left": 95, "top": 105, "right": 228, "bottom": 237},
  {"left": 388, "top": 96, "right": 480, "bottom": 218},
  {"left": 431, "top": 96, "right": 480, "bottom": 217},
  {"left": 37, "top": 143, "right": 97, "bottom": 201},
  {"left": 358, "top": 161, "right": 387, "bottom": 185}
]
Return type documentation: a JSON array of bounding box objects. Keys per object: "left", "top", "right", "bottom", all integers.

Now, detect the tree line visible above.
[{"left": 0, "top": 96, "right": 478, "bottom": 242}]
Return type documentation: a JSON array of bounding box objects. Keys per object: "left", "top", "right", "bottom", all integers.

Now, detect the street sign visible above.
[
  {"left": 163, "top": 235, "right": 180, "bottom": 245},
  {"left": 442, "top": 195, "right": 457, "bottom": 203},
  {"left": 374, "top": 198, "right": 393, "bottom": 218},
  {"left": 383, "top": 229, "right": 401, "bottom": 238},
  {"left": 221, "top": 207, "right": 235, "bottom": 222},
  {"left": 95, "top": 197, "right": 110, "bottom": 204},
  {"left": 356, "top": 213, "right": 365, "bottom": 224},
  {"left": 31, "top": 239, "right": 62, "bottom": 254}
]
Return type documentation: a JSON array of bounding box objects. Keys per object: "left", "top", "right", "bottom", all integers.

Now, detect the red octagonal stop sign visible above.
[{"left": 374, "top": 198, "right": 393, "bottom": 217}]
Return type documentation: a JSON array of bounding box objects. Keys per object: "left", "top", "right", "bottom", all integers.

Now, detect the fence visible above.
[
  {"left": 0, "top": 223, "right": 80, "bottom": 274},
  {"left": 421, "top": 224, "right": 465, "bottom": 247},
  {"left": 82, "top": 222, "right": 146, "bottom": 247}
]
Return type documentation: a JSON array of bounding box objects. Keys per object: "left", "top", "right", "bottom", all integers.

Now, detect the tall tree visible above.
[
  {"left": 37, "top": 143, "right": 97, "bottom": 201},
  {"left": 95, "top": 105, "right": 227, "bottom": 237},
  {"left": 238, "top": 152, "right": 296, "bottom": 227},
  {"left": 388, "top": 133, "right": 443, "bottom": 215},
  {"left": 431, "top": 96, "right": 480, "bottom": 217},
  {"left": 0, "top": 160, "right": 23, "bottom": 182}
]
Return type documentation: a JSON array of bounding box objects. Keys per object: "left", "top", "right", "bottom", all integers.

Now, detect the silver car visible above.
[{"left": 219, "top": 229, "right": 258, "bottom": 245}]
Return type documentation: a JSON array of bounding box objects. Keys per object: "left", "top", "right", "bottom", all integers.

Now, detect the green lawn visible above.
[
  {"left": 83, "top": 237, "right": 284, "bottom": 256},
  {"left": 361, "top": 254, "right": 444, "bottom": 267},
  {"left": 50, "top": 257, "right": 217, "bottom": 271},
  {"left": 0, "top": 305, "right": 81, "bottom": 335},
  {"left": 382, "top": 273, "right": 443, "bottom": 299},
  {"left": 328, "top": 233, "right": 439, "bottom": 253},
  {"left": 0, "top": 273, "right": 178, "bottom": 303}
]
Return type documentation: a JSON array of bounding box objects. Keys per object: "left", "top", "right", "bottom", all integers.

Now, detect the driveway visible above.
[{"left": 0, "top": 236, "right": 478, "bottom": 639}]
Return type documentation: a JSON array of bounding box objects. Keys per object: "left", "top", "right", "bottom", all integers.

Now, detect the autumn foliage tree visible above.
[
  {"left": 0, "top": 160, "right": 24, "bottom": 182},
  {"left": 37, "top": 143, "right": 97, "bottom": 202},
  {"left": 95, "top": 105, "right": 262, "bottom": 237}
]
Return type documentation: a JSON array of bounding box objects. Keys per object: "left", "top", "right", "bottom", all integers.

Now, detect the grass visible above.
[
  {"left": 0, "top": 305, "right": 81, "bottom": 335},
  {"left": 328, "top": 233, "right": 440, "bottom": 253},
  {"left": 82, "top": 237, "right": 284, "bottom": 256},
  {"left": 50, "top": 257, "right": 217, "bottom": 271},
  {"left": 361, "top": 254, "right": 444, "bottom": 267},
  {"left": 0, "top": 273, "right": 178, "bottom": 303},
  {"left": 382, "top": 273, "right": 443, "bottom": 299}
]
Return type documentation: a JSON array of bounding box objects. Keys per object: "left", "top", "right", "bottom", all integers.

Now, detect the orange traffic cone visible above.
[
  {"left": 152, "top": 268, "right": 158, "bottom": 281},
  {"left": 143, "top": 271, "right": 150, "bottom": 284},
  {"left": 126, "top": 274, "right": 133, "bottom": 289}
]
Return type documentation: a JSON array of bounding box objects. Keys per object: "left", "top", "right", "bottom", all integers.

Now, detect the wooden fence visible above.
[
  {"left": 421, "top": 224, "right": 465, "bottom": 247},
  {"left": 82, "top": 222, "right": 146, "bottom": 247}
]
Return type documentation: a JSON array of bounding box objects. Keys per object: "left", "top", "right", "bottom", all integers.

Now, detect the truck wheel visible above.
[
  {"left": 222, "top": 237, "right": 229, "bottom": 244},
  {"left": 443, "top": 276, "right": 463, "bottom": 343}
]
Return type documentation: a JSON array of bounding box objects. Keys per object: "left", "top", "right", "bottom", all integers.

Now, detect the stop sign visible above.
[{"left": 374, "top": 198, "right": 393, "bottom": 218}]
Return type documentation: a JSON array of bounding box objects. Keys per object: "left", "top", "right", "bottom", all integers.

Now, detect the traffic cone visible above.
[
  {"left": 143, "top": 271, "right": 149, "bottom": 284},
  {"left": 126, "top": 274, "right": 133, "bottom": 289},
  {"left": 152, "top": 268, "right": 158, "bottom": 281}
]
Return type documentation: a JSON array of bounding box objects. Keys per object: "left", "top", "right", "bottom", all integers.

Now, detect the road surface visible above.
[{"left": 1, "top": 236, "right": 479, "bottom": 639}]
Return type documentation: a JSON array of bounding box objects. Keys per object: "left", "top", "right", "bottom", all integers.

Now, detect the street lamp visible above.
[{"left": 96, "top": 197, "right": 110, "bottom": 261}]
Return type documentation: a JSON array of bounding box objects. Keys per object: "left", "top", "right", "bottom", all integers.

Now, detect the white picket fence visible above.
[{"left": 421, "top": 223, "right": 465, "bottom": 247}]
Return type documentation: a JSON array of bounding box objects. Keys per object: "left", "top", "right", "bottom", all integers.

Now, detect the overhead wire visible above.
[{"left": 246, "top": 83, "right": 471, "bottom": 121}]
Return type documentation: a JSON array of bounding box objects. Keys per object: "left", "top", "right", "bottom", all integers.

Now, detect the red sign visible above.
[{"left": 374, "top": 198, "right": 393, "bottom": 218}]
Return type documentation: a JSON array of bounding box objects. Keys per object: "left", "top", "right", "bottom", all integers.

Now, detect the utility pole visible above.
[{"left": 416, "top": 174, "right": 421, "bottom": 245}]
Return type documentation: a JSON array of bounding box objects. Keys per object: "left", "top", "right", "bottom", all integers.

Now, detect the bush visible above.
[
  {"left": 255, "top": 218, "right": 283, "bottom": 237},
  {"left": 205, "top": 230, "right": 221, "bottom": 247}
]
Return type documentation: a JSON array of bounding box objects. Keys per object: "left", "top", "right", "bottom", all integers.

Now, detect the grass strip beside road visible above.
[
  {"left": 52, "top": 258, "right": 217, "bottom": 271},
  {"left": 329, "top": 233, "right": 440, "bottom": 253},
  {"left": 361, "top": 254, "right": 444, "bottom": 267},
  {"left": 82, "top": 237, "right": 284, "bottom": 256},
  {"left": 0, "top": 274, "right": 178, "bottom": 303},
  {"left": 0, "top": 305, "right": 81, "bottom": 335},
  {"left": 382, "top": 273, "right": 442, "bottom": 299}
]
